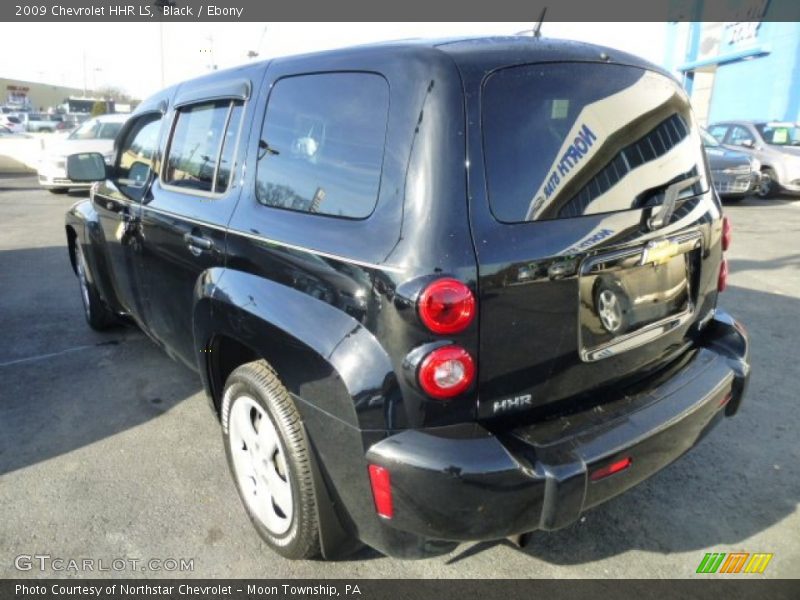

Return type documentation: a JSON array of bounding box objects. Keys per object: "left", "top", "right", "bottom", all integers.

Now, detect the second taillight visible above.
[
  {"left": 718, "top": 258, "right": 729, "bottom": 292},
  {"left": 417, "top": 278, "right": 475, "bottom": 334},
  {"left": 418, "top": 345, "right": 475, "bottom": 399},
  {"left": 722, "top": 216, "right": 732, "bottom": 251}
]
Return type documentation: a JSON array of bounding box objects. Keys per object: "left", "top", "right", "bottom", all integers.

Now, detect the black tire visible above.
[
  {"left": 74, "top": 241, "right": 117, "bottom": 330},
  {"left": 48, "top": 188, "right": 69, "bottom": 194},
  {"left": 221, "top": 360, "right": 321, "bottom": 559},
  {"left": 757, "top": 168, "right": 779, "bottom": 198}
]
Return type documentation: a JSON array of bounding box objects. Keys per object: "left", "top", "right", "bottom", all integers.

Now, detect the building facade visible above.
[
  {"left": 663, "top": 19, "right": 800, "bottom": 126},
  {"left": 0, "top": 77, "right": 104, "bottom": 113}
]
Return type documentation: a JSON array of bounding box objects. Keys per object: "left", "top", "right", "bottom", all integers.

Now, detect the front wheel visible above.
[
  {"left": 74, "top": 241, "right": 117, "bottom": 330},
  {"left": 757, "top": 168, "right": 779, "bottom": 198},
  {"left": 222, "top": 360, "right": 321, "bottom": 559}
]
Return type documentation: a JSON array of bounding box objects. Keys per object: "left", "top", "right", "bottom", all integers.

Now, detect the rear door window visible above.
[
  {"left": 254, "top": 72, "right": 390, "bottom": 219},
  {"left": 482, "top": 63, "right": 704, "bottom": 222}
]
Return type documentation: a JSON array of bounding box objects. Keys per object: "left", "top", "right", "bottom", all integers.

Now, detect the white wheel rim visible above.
[
  {"left": 228, "top": 395, "right": 293, "bottom": 535},
  {"left": 598, "top": 289, "right": 622, "bottom": 333},
  {"left": 75, "top": 247, "right": 91, "bottom": 319}
]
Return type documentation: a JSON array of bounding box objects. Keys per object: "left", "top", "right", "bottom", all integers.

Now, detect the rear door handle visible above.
[{"left": 183, "top": 233, "right": 214, "bottom": 253}]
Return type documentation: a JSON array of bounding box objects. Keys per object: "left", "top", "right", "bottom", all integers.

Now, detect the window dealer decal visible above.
[{"left": 540, "top": 124, "right": 598, "bottom": 202}]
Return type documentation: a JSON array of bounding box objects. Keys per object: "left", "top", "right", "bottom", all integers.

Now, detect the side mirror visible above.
[
  {"left": 740, "top": 139, "right": 755, "bottom": 149},
  {"left": 66, "top": 152, "right": 107, "bottom": 182}
]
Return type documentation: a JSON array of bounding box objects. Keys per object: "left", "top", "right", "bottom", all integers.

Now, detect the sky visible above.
[{"left": 0, "top": 22, "right": 668, "bottom": 100}]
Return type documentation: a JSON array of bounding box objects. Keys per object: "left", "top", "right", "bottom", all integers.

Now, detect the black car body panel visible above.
[{"left": 64, "top": 37, "right": 750, "bottom": 559}]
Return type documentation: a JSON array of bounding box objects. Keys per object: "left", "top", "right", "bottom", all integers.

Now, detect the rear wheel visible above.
[
  {"left": 757, "top": 168, "right": 778, "bottom": 198},
  {"left": 74, "top": 241, "right": 116, "bottom": 330},
  {"left": 222, "top": 360, "right": 320, "bottom": 559}
]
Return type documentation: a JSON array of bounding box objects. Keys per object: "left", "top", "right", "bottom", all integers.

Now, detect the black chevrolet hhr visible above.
[{"left": 64, "top": 36, "right": 749, "bottom": 559}]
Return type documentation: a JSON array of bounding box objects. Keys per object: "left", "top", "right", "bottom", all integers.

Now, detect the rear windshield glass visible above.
[{"left": 482, "top": 63, "right": 703, "bottom": 222}]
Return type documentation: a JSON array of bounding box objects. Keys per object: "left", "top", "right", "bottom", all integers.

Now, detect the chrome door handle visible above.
[{"left": 183, "top": 233, "right": 214, "bottom": 251}]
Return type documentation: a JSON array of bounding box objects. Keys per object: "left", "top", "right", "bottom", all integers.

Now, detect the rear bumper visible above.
[{"left": 365, "top": 310, "right": 749, "bottom": 555}]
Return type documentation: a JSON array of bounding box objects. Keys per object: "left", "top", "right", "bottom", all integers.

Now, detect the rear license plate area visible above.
[{"left": 578, "top": 233, "right": 701, "bottom": 362}]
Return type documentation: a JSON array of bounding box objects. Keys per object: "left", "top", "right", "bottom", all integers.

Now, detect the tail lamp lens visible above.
[
  {"left": 722, "top": 216, "right": 732, "bottom": 251},
  {"left": 418, "top": 278, "right": 475, "bottom": 334},
  {"left": 718, "top": 257, "right": 729, "bottom": 292},
  {"left": 368, "top": 464, "right": 393, "bottom": 519},
  {"left": 418, "top": 345, "right": 475, "bottom": 399}
]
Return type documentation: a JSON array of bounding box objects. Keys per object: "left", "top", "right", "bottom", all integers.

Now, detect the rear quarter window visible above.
[
  {"left": 482, "top": 63, "right": 704, "bottom": 223},
  {"left": 254, "top": 72, "right": 390, "bottom": 219}
]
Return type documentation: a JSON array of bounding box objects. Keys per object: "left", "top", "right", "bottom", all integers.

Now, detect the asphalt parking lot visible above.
[{"left": 0, "top": 174, "right": 798, "bottom": 578}]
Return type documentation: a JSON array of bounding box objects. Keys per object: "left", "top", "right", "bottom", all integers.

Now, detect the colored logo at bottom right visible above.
[{"left": 696, "top": 552, "right": 773, "bottom": 574}]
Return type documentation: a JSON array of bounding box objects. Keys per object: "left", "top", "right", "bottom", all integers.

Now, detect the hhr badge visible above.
[{"left": 493, "top": 394, "right": 533, "bottom": 414}]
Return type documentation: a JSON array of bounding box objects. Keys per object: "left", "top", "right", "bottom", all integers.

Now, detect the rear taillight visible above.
[
  {"left": 718, "top": 216, "right": 731, "bottom": 292},
  {"left": 418, "top": 345, "right": 475, "bottom": 399},
  {"left": 368, "top": 464, "right": 393, "bottom": 519},
  {"left": 722, "top": 216, "right": 732, "bottom": 251},
  {"left": 417, "top": 278, "right": 475, "bottom": 334},
  {"left": 718, "top": 258, "right": 729, "bottom": 292}
]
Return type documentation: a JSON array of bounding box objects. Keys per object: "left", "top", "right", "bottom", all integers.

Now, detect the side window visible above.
[
  {"left": 707, "top": 125, "right": 728, "bottom": 142},
  {"left": 255, "top": 72, "right": 389, "bottom": 219},
  {"left": 164, "top": 100, "right": 243, "bottom": 194},
  {"left": 728, "top": 126, "right": 755, "bottom": 147},
  {"left": 116, "top": 113, "right": 163, "bottom": 202}
]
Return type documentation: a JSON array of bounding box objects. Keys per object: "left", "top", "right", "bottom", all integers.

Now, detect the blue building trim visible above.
[{"left": 677, "top": 44, "right": 771, "bottom": 71}]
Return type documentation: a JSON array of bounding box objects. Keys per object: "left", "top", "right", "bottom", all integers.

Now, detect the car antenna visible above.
[{"left": 533, "top": 7, "right": 547, "bottom": 38}]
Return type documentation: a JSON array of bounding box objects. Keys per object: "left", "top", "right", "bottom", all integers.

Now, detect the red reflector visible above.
[
  {"left": 718, "top": 258, "right": 729, "bottom": 292},
  {"left": 418, "top": 278, "right": 476, "bottom": 334},
  {"left": 590, "top": 457, "right": 632, "bottom": 481},
  {"left": 418, "top": 345, "right": 476, "bottom": 399},
  {"left": 722, "top": 216, "right": 732, "bottom": 252},
  {"left": 368, "top": 464, "right": 393, "bottom": 519},
  {"left": 719, "top": 392, "right": 733, "bottom": 407}
]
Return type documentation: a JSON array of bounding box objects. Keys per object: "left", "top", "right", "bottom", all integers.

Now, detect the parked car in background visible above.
[
  {"left": 701, "top": 128, "right": 759, "bottom": 201},
  {"left": 0, "top": 113, "right": 25, "bottom": 134},
  {"left": 17, "top": 112, "right": 63, "bottom": 133},
  {"left": 55, "top": 119, "right": 78, "bottom": 133},
  {"left": 707, "top": 120, "right": 800, "bottom": 197},
  {"left": 38, "top": 113, "right": 127, "bottom": 193},
  {"left": 62, "top": 37, "right": 748, "bottom": 561}
]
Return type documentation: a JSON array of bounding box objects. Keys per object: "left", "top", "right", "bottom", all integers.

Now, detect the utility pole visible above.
[{"left": 82, "top": 51, "right": 87, "bottom": 97}]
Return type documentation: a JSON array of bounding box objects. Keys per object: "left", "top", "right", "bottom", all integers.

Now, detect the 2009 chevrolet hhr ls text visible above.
[{"left": 64, "top": 37, "right": 750, "bottom": 560}]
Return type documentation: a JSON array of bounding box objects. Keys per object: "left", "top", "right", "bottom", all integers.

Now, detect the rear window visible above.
[{"left": 482, "top": 63, "right": 701, "bottom": 223}]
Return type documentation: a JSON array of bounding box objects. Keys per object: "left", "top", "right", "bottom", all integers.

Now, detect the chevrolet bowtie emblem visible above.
[{"left": 641, "top": 239, "right": 680, "bottom": 266}]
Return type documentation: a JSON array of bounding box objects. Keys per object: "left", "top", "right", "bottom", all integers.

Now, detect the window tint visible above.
[
  {"left": 255, "top": 73, "right": 389, "bottom": 219},
  {"left": 116, "top": 114, "right": 162, "bottom": 201},
  {"left": 164, "top": 101, "right": 233, "bottom": 193},
  {"left": 482, "top": 63, "right": 702, "bottom": 222},
  {"left": 707, "top": 125, "right": 728, "bottom": 142},
  {"left": 728, "top": 126, "right": 755, "bottom": 146}
]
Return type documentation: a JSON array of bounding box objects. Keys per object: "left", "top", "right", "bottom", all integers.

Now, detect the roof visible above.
[{"left": 138, "top": 36, "right": 673, "bottom": 111}]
